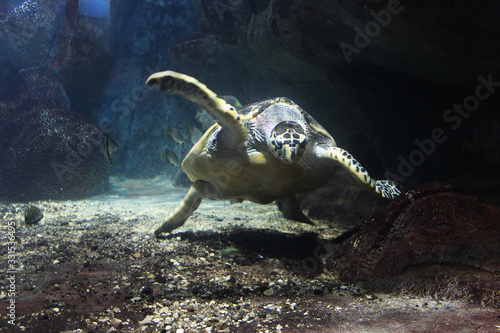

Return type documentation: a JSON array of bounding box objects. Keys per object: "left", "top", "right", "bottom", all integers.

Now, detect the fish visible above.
[
  {"left": 195, "top": 108, "right": 214, "bottom": 131},
  {"left": 189, "top": 125, "right": 203, "bottom": 145},
  {"left": 103, "top": 134, "right": 118, "bottom": 163},
  {"left": 195, "top": 95, "right": 242, "bottom": 131},
  {"left": 218, "top": 246, "right": 241, "bottom": 257},
  {"left": 164, "top": 125, "right": 184, "bottom": 143},
  {"left": 182, "top": 126, "right": 192, "bottom": 140},
  {"left": 220, "top": 95, "right": 242, "bottom": 109},
  {"left": 161, "top": 148, "right": 179, "bottom": 166}
]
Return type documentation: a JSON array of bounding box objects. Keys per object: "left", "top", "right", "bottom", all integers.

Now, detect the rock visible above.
[
  {"left": 327, "top": 183, "right": 500, "bottom": 306},
  {"left": 138, "top": 315, "right": 154, "bottom": 325},
  {"left": 0, "top": 67, "right": 117, "bottom": 201},
  {"left": 24, "top": 205, "right": 44, "bottom": 225},
  {"left": 263, "top": 288, "right": 275, "bottom": 296},
  {"left": 169, "top": 32, "right": 220, "bottom": 68},
  {"left": 0, "top": 0, "right": 61, "bottom": 69},
  {"left": 140, "top": 286, "right": 153, "bottom": 295},
  {"left": 197, "top": 0, "right": 500, "bottom": 91}
]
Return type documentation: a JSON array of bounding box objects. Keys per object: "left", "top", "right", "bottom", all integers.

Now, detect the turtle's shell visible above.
[{"left": 181, "top": 97, "right": 338, "bottom": 204}]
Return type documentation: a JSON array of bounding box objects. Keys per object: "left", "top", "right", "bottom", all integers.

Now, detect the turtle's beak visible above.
[{"left": 269, "top": 121, "right": 307, "bottom": 164}]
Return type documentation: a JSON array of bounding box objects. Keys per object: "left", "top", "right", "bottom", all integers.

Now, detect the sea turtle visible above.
[{"left": 147, "top": 71, "right": 400, "bottom": 235}]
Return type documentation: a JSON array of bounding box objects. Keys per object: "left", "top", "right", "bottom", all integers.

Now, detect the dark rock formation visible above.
[
  {"left": 0, "top": 0, "right": 61, "bottom": 69},
  {"left": 326, "top": 183, "right": 500, "bottom": 306},
  {"left": 183, "top": 0, "right": 500, "bottom": 188},
  {"left": 0, "top": 67, "right": 117, "bottom": 201}
]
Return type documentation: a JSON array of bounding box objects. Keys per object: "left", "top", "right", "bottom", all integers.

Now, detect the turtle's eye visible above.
[{"left": 269, "top": 121, "right": 307, "bottom": 164}]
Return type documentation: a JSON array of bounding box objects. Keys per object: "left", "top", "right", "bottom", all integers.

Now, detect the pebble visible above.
[
  {"left": 170, "top": 259, "right": 181, "bottom": 266},
  {"left": 139, "top": 315, "right": 154, "bottom": 325},
  {"left": 24, "top": 205, "right": 43, "bottom": 225},
  {"left": 263, "top": 288, "right": 274, "bottom": 296},
  {"left": 111, "top": 319, "right": 123, "bottom": 329},
  {"left": 140, "top": 286, "right": 153, "bottom": 295}
]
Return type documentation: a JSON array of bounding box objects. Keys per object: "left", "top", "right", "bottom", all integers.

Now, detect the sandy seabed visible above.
[{"left": 1, "top": 177, "right": 499, "bottom": 332}]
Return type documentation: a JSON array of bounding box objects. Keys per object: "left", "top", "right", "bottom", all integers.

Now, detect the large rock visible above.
[
  {"left": 0, "top": 0, "right": 61, "bottom": 69},
  {"left": 327, "top": 183, "right": 500, "bottom": 306},
  {"left": 0, "top": 67, "right": 117, "bottom": 201}
]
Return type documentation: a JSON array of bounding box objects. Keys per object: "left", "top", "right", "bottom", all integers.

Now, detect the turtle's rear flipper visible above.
[
  {"left": 155, "top": 181, "right": 207, "bottom": 236},
  {"left": 315, "top": 145, "right": 401, "bottom": 199},
  {"left": 276, "top": 196, "right": 314, "bottom": 225}
]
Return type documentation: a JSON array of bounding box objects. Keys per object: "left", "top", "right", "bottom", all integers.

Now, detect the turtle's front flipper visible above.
[
  {"left": 276, "top": 196, "right": 314, "bottom": 225},
  {"left": 315, "top": 146, "right": 401, "bottom": 199},
  {"left": 155, "top": 181, "right": 207, "bottom": 236},
  {"left": 146, "top": 71, "right": 247, "bottom": 150}
]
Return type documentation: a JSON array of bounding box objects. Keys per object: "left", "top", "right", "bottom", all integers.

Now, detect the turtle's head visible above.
[{"left": 269, "top": 121, "right": 307, "bottom": 164}]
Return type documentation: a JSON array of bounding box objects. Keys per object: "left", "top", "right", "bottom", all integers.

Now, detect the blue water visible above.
[{"left": 79, "top": 0, "right": 109, "bottom": 18}]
